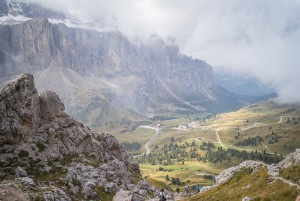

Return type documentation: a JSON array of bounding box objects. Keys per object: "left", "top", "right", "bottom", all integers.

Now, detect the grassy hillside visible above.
[
  {"left": 181, "top": 166, "right": 299, "bottom": 201},
  {"left": 73, "top": 96, "right": 149, "bottom": 134},
  {"left": 114, "top": 101, "right": 300, "bottom": 194}
]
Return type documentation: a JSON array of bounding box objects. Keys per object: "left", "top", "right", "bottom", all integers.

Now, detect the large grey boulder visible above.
[
  {"left": 19, "top": 177, "right": 36, "bottom": 190},
  {"left": 15, "top": 167, "right": 27, "bottom": 177}
]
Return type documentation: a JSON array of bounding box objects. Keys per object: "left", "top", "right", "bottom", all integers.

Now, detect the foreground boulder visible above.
[{"left": 0, "top": 73, "right": 148, "bottom": 200}]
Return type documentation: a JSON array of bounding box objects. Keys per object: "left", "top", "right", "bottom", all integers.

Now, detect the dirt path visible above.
[
  {"left": 215, "top": 129, "right": 226, "bottom": 148},
  {"left": 140, "top": 126, "right": 161, "bottom": 155},
  {"left": 261, "top": 142, "right": 272, "bottom": 153},
  {"left": 241, "top": 122, "right": 265, "bottom": 131}
]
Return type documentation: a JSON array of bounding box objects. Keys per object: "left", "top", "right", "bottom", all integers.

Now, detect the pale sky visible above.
[{"left": 26, "top": 0, "right": 300, "bottom": 103}]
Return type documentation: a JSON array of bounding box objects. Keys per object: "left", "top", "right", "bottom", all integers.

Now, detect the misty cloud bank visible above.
[{"left": 26, "top": 0, "right": 300, "bottom": 103}]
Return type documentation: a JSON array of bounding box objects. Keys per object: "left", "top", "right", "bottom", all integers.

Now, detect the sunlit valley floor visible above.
[{"left": 115, "top": 100, "right": 300, "bottom": 200}]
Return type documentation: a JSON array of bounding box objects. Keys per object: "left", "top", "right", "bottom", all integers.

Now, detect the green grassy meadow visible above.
[{"left": 114, "top": 101, "right": 300, "bottom": 192}]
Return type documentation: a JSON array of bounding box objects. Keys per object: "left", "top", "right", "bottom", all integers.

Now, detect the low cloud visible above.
[{"left": 27, "top": 0, "right": 300, "bottom": 103}]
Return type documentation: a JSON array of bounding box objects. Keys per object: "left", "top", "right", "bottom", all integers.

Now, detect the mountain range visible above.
[{"left": 0, "top": 0, "right": 272, "bottom": 132}]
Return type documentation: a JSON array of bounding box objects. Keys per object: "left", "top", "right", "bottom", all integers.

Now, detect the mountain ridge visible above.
[{"left": 0, "top": 0, "right": 269, "bottom": 133}]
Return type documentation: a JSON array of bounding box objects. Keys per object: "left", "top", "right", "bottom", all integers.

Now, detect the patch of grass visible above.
[
  {"left": 18, "top": 150, "right": 29, "bottom": 158},
  {"left": 59, "top": 155, "right": 73, "bottom": 166},
  {"left": 27, "top": 158, "right": 45, "bottom": 177},
  {"left": 36, "top": 157, "right": 73, "bottom": 187},
  {"left": 0, "top": 157, "right": 20, "bottom": 178},
  {"left": 131, "top": 170, "right": 141, "bottom": 185},
  {"left": 93, "top": 186, "right": 115, "bottom": 201},
  {"left": 140, "top": 161, "right": 218, "bottom": 190},
  {"left": 146, "top": 178, "right": 168, "bottom": 189},
  {"left": 28, "top": 192, "right": 44, "bottom": 201},
  {"left": 181, "top": 167, "right": 300, "bottom": 201},
  {"left": 66, "top": 178, "right": 84, "bottom": 200},
  {"left": 84, "top": 153, "right": 102, "bottom": 167},
  {"left": 36, "top": 143, "right": 46, "bottom": 152},
  {"left": 279, "top": 164, "right": 300, "bottom": 184}
]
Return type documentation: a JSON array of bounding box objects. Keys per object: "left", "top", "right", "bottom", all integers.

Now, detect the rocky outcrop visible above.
[
  {"left": 0, "top": 73, "right": 130, "bottom": 161},
  {"left": 0, "top": 73, "right": 38, "bottom": 145},
  {"left": 276, "top": 148, "right": 300, "bottom": 169},
  {"left": 214, "top": 160, "right": 264, "bottom": 186},
  {"left": 0, "top": 73, "right": 147, "bottom": 200},
  {"left": 268, "top": 149, "right": 300, "bottom": 177},
  {"left": 15, "top": 166, "right": 27, "bottom": 177}
]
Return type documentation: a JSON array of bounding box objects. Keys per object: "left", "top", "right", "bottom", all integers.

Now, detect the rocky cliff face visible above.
[
  {"left": 0, "top": 74, "right": 162, "bottom": 200},
  {"left": 0, "top": 0, "right": 252, "bottom": 132}
]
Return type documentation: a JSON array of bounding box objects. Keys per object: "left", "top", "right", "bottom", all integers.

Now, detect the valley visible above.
[
  {"left": 116, "top": 100, "right": 300, "bottom": 195},
  {"left": 0, "top": 1, "right": 299, "bottom": 200}
]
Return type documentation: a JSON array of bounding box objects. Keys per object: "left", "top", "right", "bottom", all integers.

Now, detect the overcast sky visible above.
[{"left": 28, "top": 0, "right": 300, "bottom": 103}]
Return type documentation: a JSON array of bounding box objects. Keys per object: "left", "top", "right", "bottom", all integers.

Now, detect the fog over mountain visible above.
[{"left": 24, "top": 0, "right": 300, "bottom": 103}]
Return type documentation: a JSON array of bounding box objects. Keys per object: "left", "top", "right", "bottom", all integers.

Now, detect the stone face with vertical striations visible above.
[{"left": 0, "top": 1, "right": 253, "bottom": 124}]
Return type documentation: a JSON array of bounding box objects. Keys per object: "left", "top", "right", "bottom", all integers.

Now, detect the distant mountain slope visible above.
[
  {"left": 214, "top": 68, "right": 275, "bottom": 97},
  {"left": 0, "top": 0, "right": 265, "bottom": 132}
]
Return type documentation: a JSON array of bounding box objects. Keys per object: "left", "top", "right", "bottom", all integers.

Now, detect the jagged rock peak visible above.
[
  {"left": 0, "top": 73, "right": 132, "bottom": 163},
  {"left": 0, "top": 73, "right": 147, "bottom": 199},
  {"left": 0, "top": 73, "right": 38, "bottom": 145}
]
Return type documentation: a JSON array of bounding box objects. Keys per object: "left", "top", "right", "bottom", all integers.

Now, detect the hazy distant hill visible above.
[{"left": 214, "top": 68, "right": 275, "bottom": 97}]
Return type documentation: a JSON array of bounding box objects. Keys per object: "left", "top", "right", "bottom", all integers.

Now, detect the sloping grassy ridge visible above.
[{"left": 182, "top": 167, "right": 299, "bottom": 201}]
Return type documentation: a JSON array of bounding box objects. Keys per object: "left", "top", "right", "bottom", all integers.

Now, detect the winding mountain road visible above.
[
  {"left": 140, "top": 126, "right": 161, "bottom": 155},
  {"left": 241, "top": 122, "right": 265, "bottom": 131},
  {"left": 201, "top": 116, "right": 292, "bottom": 153}
]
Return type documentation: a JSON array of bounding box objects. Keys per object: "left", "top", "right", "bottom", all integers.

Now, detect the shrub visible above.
[
  {"left": 36, "top": 143, "right": 46, "bottom": 152},
  {"left": 18, "top": 150, "right": 29, "bottom": 158}
]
